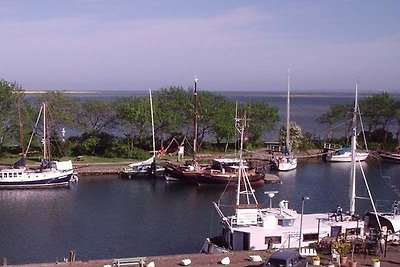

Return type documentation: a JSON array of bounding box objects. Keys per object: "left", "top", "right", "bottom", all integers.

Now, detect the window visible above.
[
  {"left": 265, "top": 236, "right": 282, "bottom": 244},
  {"left": 346, "top": 228, "right": 361, "bottom": 235},
  {"left": 303, "top": 233, "right": 319, "bottom": 242}
]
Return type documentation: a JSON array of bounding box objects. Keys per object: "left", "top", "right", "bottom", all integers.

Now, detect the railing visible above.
[{"left": 113, "top": 257, "right": 147, "bottom": 267}]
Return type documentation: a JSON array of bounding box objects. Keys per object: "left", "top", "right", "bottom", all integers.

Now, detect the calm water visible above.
[
  {"left": 3, "top": 91, "right": 400, "bottom": 264},
  {"left": 1, "top": 159, "right": 400, "bottom": 265}
]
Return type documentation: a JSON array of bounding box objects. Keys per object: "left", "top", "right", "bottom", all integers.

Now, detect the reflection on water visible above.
[{"left": 0, "top": 160, "right": 399, "bottom": 265}]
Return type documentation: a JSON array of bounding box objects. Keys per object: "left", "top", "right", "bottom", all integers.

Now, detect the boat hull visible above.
[
  {"left": 272, "top": 157, "right": 297, "bottom": 171},
  {"left": 119, "top": 167, "right": 165, "bottom": 179},
  {"left": 0, "top": 172, "right": 73, "bottom": 189},
  {"left": 325, "top": 152, "right": 369, "bottom": 162},
  {"left": 379, "top": 153, "right": 400, "bottom": 163},
  {"left": 205, "top": 212, "right": 363, "bottom": 252},
  {"left": 195, "top": 172, "right": 265, "bottom": 186},
  {"left": 164, "top": 162, "right": 265, "bottom": 185},
  {"left": 163, "top": 163, "right": 204, "bottom": 184}
]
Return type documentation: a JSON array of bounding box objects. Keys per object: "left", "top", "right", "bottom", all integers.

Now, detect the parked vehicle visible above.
[{"left": 265, "top": 250, "right": 307, "bottom": 267}]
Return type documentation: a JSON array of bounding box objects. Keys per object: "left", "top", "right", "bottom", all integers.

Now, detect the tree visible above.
[
  {"left": 36, "top": 91, "right": 78, "bottom": 129},
  {"left": 75, "top": 100, "right": 117, "bottom": 135},
  {"left": 114, "top": 96, "right": 152, "bottom": 154},
  {"left": 0, "top": 80, "right": 20, "bottom": 152},
  {"left": 244, "top": 102, "right": 279, "bottom": 144},
  {"left": 213, "top": 100, "right": 236, "bottom": 150},
  {"left": 153, "top": 86, "right": 192, "bottom": 137},
  {"left": 31, "top": 91, "right": 78, "bottom": 155},
  {"left": 359, "top": 92, "right": 397, "bottom": 144},
  {"left": 279, "top": 121, "right": 303, "bottom": 152},
  {"left": 317, "top": 104, "right": 351, "bottom": 140}
]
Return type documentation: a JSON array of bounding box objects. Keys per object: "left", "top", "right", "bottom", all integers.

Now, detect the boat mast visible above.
[
  {"left": 349, "top": 81, "right": 358, "bottom": 215},
  {"left": 235, "top": 114, "right": 258, "bottom": 207},
  {"left": 286, "top": 68, "right": 291, "bottom": 154},
  {"left": 193, "top": 75, "right": 199, "bottom": 161},
  {"left": 17, "top": 90, "right": 25, "bottom": 156},
  {"left": 43, "top": 102, "right": 48, "bottom": 160},
  {"left": 149, "top": 89, "right": 156, "bottom": 158}
]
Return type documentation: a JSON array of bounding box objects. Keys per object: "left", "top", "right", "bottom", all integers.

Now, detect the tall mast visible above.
[
  {"left": 193, "top": 75, "right": 199, "bottom": 161},
  {"left": 235, "top": 116, "right": 244, "bottom": 206},
  {"left": 17, "top": 90, "right": 25, "bottom": 155},
  {"left": 235, "top": 114, "right": 258, "bottom": 207},
  {"left": 43, "top": 102, "right": 48, "bottom": 160},
  {"left": 286, "top": 68, "right": 291, "bottom": 153},
  {"left": 149, "top": 89, "right": 156, "bottom": 157},
  {"left": 349, "top": 81, "right": 358, "bottom": 215}
]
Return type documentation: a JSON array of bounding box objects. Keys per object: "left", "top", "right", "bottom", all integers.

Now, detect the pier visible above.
[{"left": 4, "top": 244, "right": 400, "bottom": 267}]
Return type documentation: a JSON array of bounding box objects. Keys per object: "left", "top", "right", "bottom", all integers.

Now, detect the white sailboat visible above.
[
  {"left": 119, "top": 89, "right": 164, "bottom": 179},
  {"left": 0, "top": 102, "right": 75, "bottom": 189},
  {"left": 272, "top": 68, "right": 297, "bottom": 171},
  {"left": 325, "top": 147, "right": 369, "bottom": 162},
  {"left": 202, "top": 83, "right": 398, "bottom": 253},
  {"left": 325, "top": 82, "right": 369, "bottom": 163}
]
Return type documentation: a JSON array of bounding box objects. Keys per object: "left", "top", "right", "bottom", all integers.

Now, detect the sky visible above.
[{"left": 0, "top": 0, "right": 399, "bottom": 92}]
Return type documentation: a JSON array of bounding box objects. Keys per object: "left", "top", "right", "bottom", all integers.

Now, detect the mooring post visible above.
[
  {"left": 69, "top": 250, "right": 76, "bottom": 262},
  {"left": 2, "top": 257, "right": 7, "bottom": 266}
]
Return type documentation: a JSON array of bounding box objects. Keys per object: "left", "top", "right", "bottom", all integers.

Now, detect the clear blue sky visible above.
[{"left": 0, "top": 0, "right": 399, "bottom": 92}]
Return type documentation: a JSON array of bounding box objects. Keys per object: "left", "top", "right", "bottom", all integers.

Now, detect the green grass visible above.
[{"left": 0, "top": 153, "right": 132, "bottom": 165}]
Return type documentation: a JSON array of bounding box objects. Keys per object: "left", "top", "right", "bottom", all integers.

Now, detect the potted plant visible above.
[
  {"left": 332, "top": 241, "right": 351, "bottom": 265},
  {"left": 348, "top": 241, "right": 358, "bottom": 267},
  {"left": 371, "top": 258, "right": 380, "bottom": 267},
  {"left": 312, "top": 255, "right": 320, "bottom": 266}
]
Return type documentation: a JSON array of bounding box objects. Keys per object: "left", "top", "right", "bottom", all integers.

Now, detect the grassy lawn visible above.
[
  {"left": 0, "top": 153, "right": 132, "bottom": 166},
  {"left": 0, "top": 147, "right": 241, "bottom": 166}
]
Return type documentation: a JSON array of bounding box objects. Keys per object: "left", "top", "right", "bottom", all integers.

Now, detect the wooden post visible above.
[
  {"left": 2, "top": 257, "right": 7, "bottom": 266},
  {"left": 69, "top": 250, "right": 76, "bottom": 262}
]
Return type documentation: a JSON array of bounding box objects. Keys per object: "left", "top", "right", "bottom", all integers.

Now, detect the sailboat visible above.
[
  {"left": 163, "top": 76, "right": 206, "bottom": 182},
  {"left": 325, "top": 147, "right": 369, "bottom": 162},
  {"left": 163, "top": 77, "right": 265, "bottom": 185},
  {"left": 119, "top": 89, "right": 165, "bottom": 179},
  {"left": 0, "top": 102, "right": 75, "bottom": 189},
  {"left": 325, "top": 86, "right": 369, "bottom": 163},
  {"left": 272, "top": 68, "right": 297, "bottom": 171},
  {"left": 202, "top": 83, "right": 395, "bottom": 253}
]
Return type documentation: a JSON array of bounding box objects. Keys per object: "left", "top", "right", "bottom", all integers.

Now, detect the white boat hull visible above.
[
  {"left": 204, "top": 210, "right": 363, "bottom": 252},
  {"left": 0, "top": 160, "right": 74, "bottom": 189},
  {"left": 272, "top": 157, "right": 297, "bottom": 171},
  {"left": 326, "top": 152, "right": 369, "bottom": 162}
]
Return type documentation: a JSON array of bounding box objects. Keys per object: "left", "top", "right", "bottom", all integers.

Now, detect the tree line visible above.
[
  {"left": 1, "top": 78, "right": 399, "bottom": 161},
  {"left": 317, "top": 92, "right": 400, "bottom": 150},
  {"left": 0, "top": 80, "right": 279, "bottom": 160}
]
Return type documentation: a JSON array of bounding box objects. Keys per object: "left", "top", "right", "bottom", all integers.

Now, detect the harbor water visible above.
[
  {"left": 2, "top": 91, "right": 400, "bottom": 265},
  {"left": 0, "top": 158, "right": 399, "bottom": 265}
]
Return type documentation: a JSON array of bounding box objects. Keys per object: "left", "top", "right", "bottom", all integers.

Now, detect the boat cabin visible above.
[{"left": 0, "top": 169, "right": 24, "bottom": 179}]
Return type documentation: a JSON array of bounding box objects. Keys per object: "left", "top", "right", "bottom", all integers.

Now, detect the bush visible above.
[
  {"left": 104, "top": 143, "right": 149, "bottom": 160},
  {"left": 332, "top": 241, "right": 351, "bottom": 256}
]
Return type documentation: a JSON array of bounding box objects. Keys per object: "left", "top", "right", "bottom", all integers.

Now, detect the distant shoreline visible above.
[{"left": 22, "top": 89, "right": 397, "bottom": 98}]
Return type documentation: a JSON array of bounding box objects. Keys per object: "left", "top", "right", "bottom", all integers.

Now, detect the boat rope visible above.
[
  {"left": 25, "top": 105, "right": 44, "bottom": 155},
  {"left": 358, "top": 158, "right": 382, "bottom": 230},
  {"left": 357, "top": 103, "right": 369, "bottom": 151},
  {"left": 364, "top": 153, "right": 400, "bottom": 206}
]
